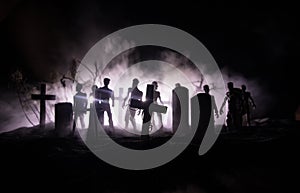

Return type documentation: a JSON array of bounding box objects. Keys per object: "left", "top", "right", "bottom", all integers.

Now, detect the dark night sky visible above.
[{"left": 0, "top": 0, "right": 299, "bottom": 120}]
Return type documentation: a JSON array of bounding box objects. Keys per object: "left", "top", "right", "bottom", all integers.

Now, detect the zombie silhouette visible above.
[
  {"left": 203, "top": 84, "right": 219, "bottom": 121},
  {"left": 151, "top": 81, "right": 164, "bottom": 130},
  {"left": 87, "top": 85, "right": 100, "bottom": 142},
  {"left": 220, "top": 82, "right": 243, "bottom": 130},
  {"left": 89, "top": 85, "right": 99, "bottom": 110},
  {"left": 73, "top": 83, "right": 88, "bottom": 130},
  {"left": 96, "top": 78, "right": 114, "bottom": 130},
  {"left": 241, "top": 85, "right": 256, "bottom": 126},
  {"left": 122, "top": 78, "right": 143, "bottom": 131}
]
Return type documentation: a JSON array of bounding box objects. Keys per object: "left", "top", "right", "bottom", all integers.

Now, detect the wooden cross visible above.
[
  {"left": 32, "top": 83, "right": 56, "bottom": 128},
  {"left": 130, "top": 84, "right": 167, "bottom": 138}
]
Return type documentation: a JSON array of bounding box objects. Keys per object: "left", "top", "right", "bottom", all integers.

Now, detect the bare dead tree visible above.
[
  {"left": 11, "top": 70, "right": 39, "bottom": 126},
  {"left": 74, "top": 58, "right": 102, "bottom": 87}
]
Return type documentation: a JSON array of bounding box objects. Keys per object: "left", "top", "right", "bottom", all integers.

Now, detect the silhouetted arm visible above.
[
  {"left": 211, "top": 96, "right": 219, "bottom": 118},
  {"left": 111, "top": 91, "right": 115, "bottom": 107},
  {"left": 219, "top": 96, "right": 228, "bottom": 115},
  {"left": 249, "top": 93, "right": 256, "bottom": 109},
  {"left": 158, "top": 92, "right": 163, "bottom": 105},
  {"left": 122, "top": 88, "right": 130, "bottom": 108},
  {"left": 159, "top": 96, "right": 163, "bottom": 105}
]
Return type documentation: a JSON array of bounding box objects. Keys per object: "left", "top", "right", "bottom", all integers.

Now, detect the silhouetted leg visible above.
[
  {"left": 124, "top": 107, "right": 130, "bottom": 129},
  {"left": 157, "top": 112, "right": 163, "bottom": 129},
  {"left": 73, "top": 114, "right": 78, "bottom": 133},
  {"left": 151, "top": 112, "right": 155, "bottom": 131},
  {"left": 79, "top": 114, "right": 85, "bottom": 129},
  {"left": 232, "top": 111, "right": 242, "bottom": 129},
  {"left": 107, "top": 107, "right": 114, "bottom": 130},
  {"left": 226, "top": 111, "right": 233, "bottom": 130},
  {"left": 130, "top": 116, "right": 137, "bottom": 132},
  {"left": 96, "top": 104, "right": 103, "bottom": 126},
  {"left": 99, "top": 110, "right": 104, "bottom": 126},
  {"left": 236, "top": 112, "right": 243, "bottom": 129},
  {"left": 231, "top": 111, "right": 237, "bottom": 130},
  {"left": 129, "top": 108, "right": 137, "bottom": 132},
  {"left": 87, "top": 103, "right": 100, "bottom": 143},
  {"left": 246, "top": 109, "right": 251, "bottom": 126}
]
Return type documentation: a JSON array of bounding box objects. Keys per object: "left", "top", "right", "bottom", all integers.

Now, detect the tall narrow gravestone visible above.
[
  {"left": 172, "top": 85, "right": 189, "bottom": 133},
  {"left": 130, "top": 84, "right": 167, "bottom": 138},
  {"left": 191, "top": 93, "right": 213, "bottom": 144},
  {"left": 55, "top": 102, "right": 73, "bottom": 137}
]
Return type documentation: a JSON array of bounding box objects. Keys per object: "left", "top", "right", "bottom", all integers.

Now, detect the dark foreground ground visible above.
[{"left": 1, "top": 121, "right": 300, "bottom": 193}]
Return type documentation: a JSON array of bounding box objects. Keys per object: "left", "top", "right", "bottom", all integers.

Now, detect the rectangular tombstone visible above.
[
  {"left": 191, "top": 93, "right": 213, "bottom": 144},
  {"left": 55, "top": 102, "right": 73, "bottom": 137}
]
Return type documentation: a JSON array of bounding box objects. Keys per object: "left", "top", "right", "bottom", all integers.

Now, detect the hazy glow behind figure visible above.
[
  {"left": 38, "top": 63, "right": 264, "bottom": 132},
  {"left": 83, "top": 60, "right": 192, "bottom": 133},
  {"left": 19, "top": 58, "right": 226, "bottom": 133},
  {"left": 18, "top": 33, "right": 227, "bottom": 133},
  {"left": 73, "top": 60, "right": 225, "bottom": 133}
]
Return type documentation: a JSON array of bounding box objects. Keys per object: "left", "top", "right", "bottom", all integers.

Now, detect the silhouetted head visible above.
[
  {"left": 175, "top": 83, "right": 181, "bottom": 87},
  {"left": 241, "top": 85, "right": 246, "bottom": 91},
  {"left": 152, "top": 81, "right": 158, "bottom": 90},
  {"left": 76, "top": 83, "right": 83, "bottom": 92},
  {"left": 132, "top": 78, "right": 139, "bottom": 87},
  {"left": 227, "top": 82, "right": 234, "bottom": 90},
  {"left": 103, "top": 78, "right": 110, "bottom": 86},
  {"left": 203, "top": 84, "right": 209, "bottom": 93}
]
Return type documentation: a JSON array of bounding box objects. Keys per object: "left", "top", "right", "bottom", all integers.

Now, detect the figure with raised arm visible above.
[{"left": 122, "top": 78, "right": 143, "bottom": 132}]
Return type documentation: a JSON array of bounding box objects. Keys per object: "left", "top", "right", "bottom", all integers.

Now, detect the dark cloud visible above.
[{"left": 0, "top": 0, "right": 299, "bottom": 122}]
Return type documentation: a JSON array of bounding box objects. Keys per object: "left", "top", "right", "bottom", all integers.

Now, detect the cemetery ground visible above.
[{"left": 0, "top": 121, "right": 299, "bottom": 193}]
